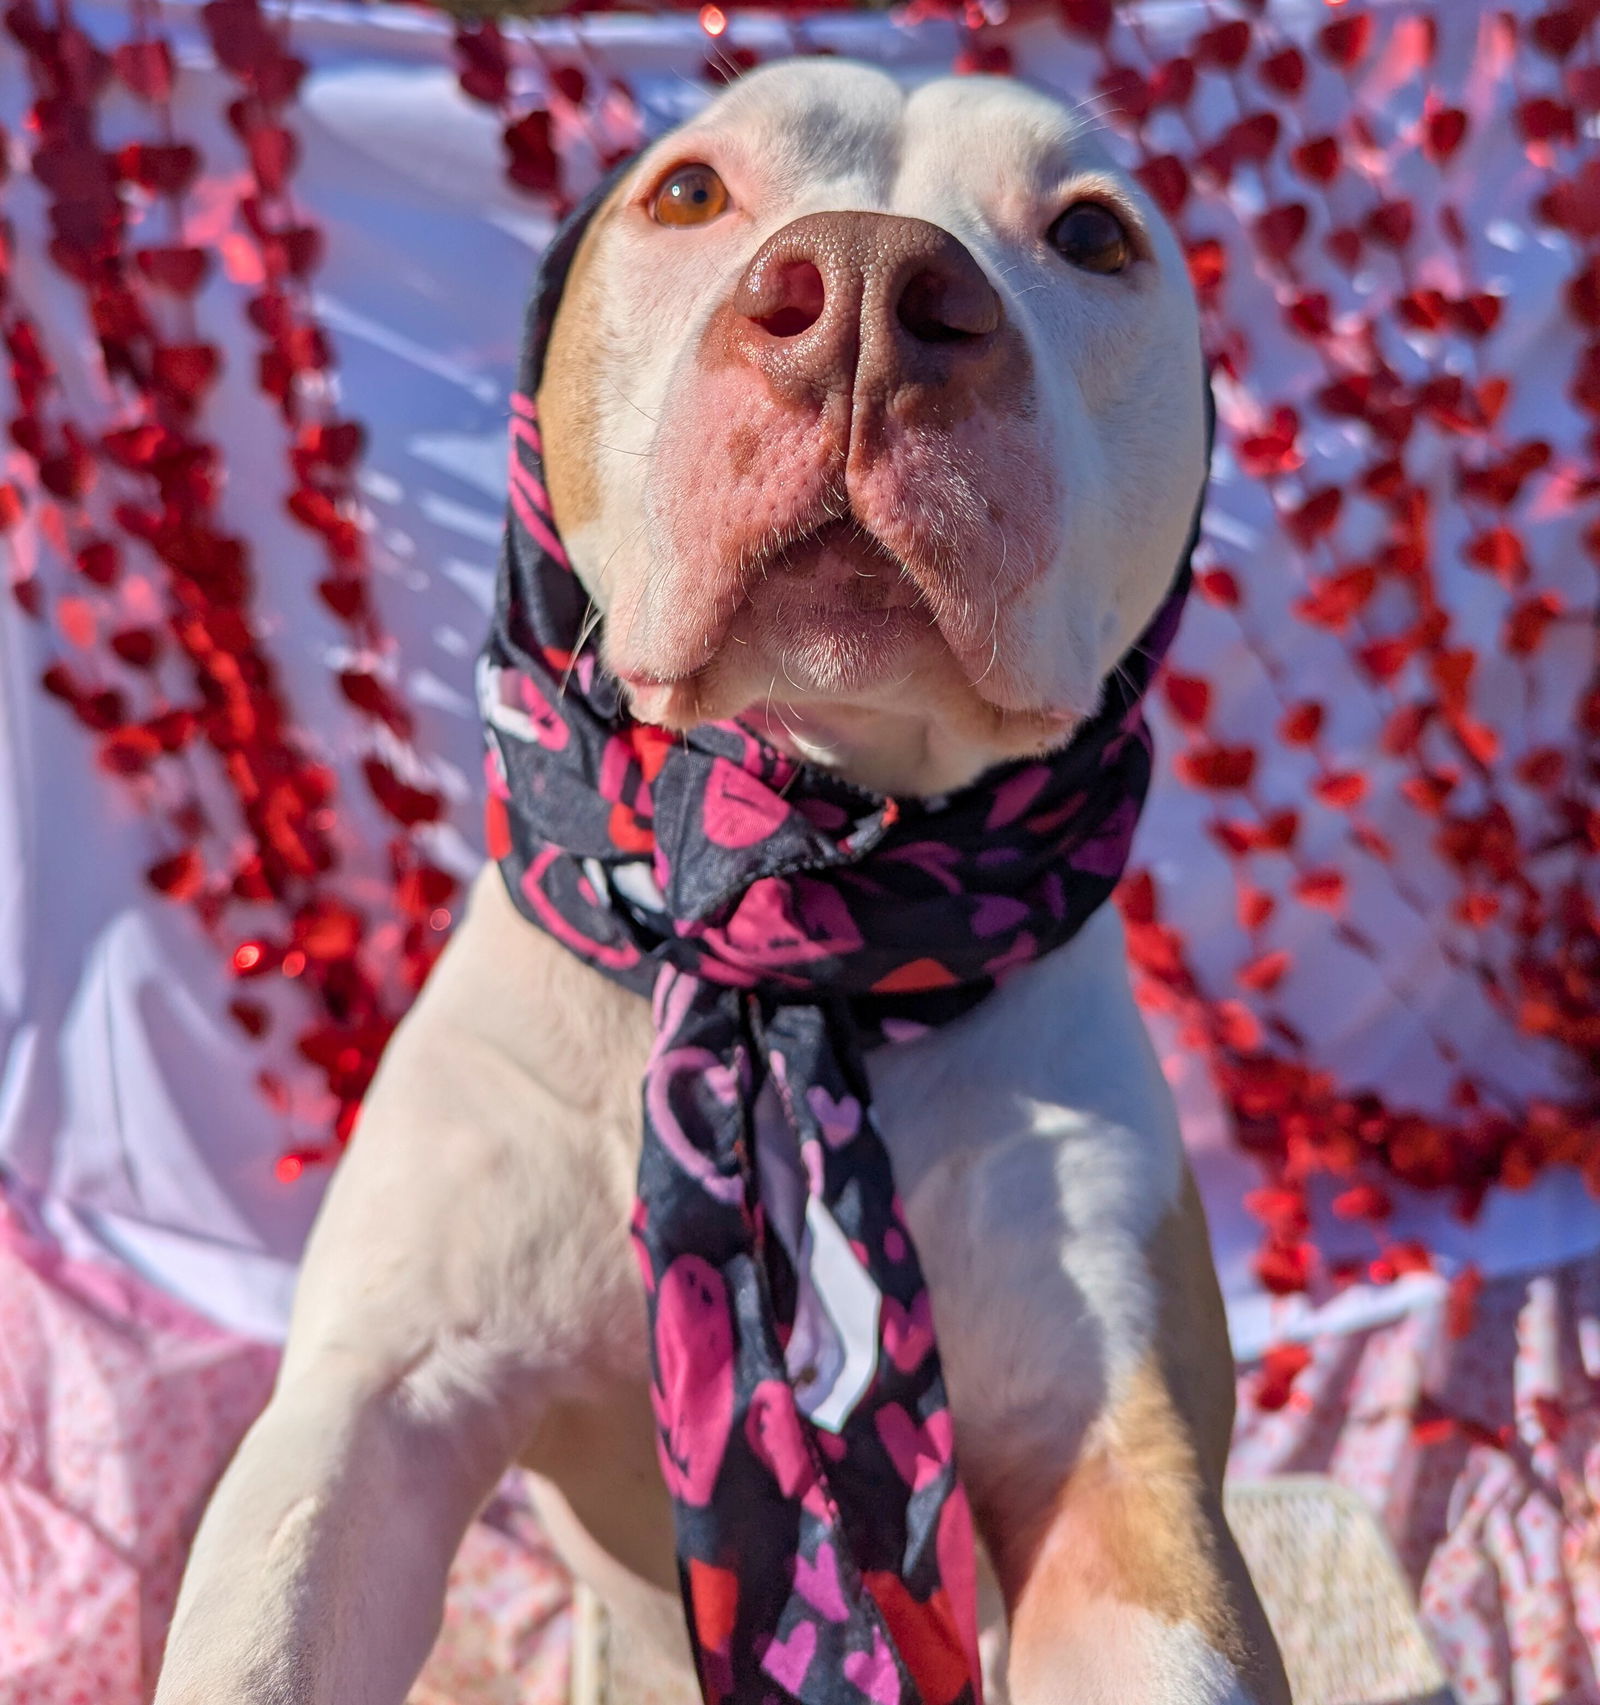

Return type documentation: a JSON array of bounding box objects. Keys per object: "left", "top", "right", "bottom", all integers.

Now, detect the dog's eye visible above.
[
  {"left": 1046, "top": 202, "right": 1132, "bottom": 275},
  {"left": 650, "top": 164, "right": 730, "bottom": 228}
]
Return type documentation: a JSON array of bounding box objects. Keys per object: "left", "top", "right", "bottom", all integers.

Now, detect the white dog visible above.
[{"left": 156, "top": 61, "right": 1291, "bottom": 1705}]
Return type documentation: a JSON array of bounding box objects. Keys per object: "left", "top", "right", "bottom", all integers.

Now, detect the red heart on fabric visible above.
[
  {"left": 504, "top": 109, "right": 560, "bottom": 194},
  {"left": 1566, "top": 258, "right": 1600, "bottom": 326},
  {"left": 1290, "top": 135, "right": 1340, "bottom": 183},
  {"left": 1398, "top": 289, "right": 1448, "bottom": 331},
  {"left": 153, "top": 343, "right": 220, "bottom": 405},
  {"left": 1424, "top": 106, "right": 1468, "bottom": 162},
  {"left": 1541, "top": 160, "right": 1600, "bottom": 237},
  {"left": 1176, "top": 744, "right": 1256, "bottom": 792},
  {"left": 75, "top": 540, "right": 119, "bottom": 585},
  {"left": 1195, "top": 568, "right": 1240, "bottom": 608},
  {"left": 1570, "top": 63, "right": 1600, "bottom": 108},
  {"left": 1186, "top": 237, "right": 1226, "bottom": 297},
  {"left": 1286, "top": 485, "right": 1342, "bottom": 547},
  {"left": 294, "top": 902, "right": 363, "bottom": 961},
  {"left": 148, "top": 708, "right": 196, "bottom": 752},
  {"left": 1058, "top": 0, "right": 1112, "bottom": 38},
  {"left": 1237, "top": 405, "right": 1304, "bottom": 475},
  {"left": 1517, "top": 95, "right": 1576, "bottom": 144},
  {"left": 1227, "top": 111, "right": 1280, "bottom": 164},
  {"left": 110, "top": 627, "right": 160, "bottom": 668},
  {"left": 99, "top": 726, "right": 163, "bottom": 775},
  {"left": 111, "top": 38, "right": 173, "bottom": 101},
  {"left": 1286, "top": 293, "right": 1331, "bottom": 339},
  {"left": 1136, "top": 155, "right": 1188, "bottom": 217},
  {"left": 1162, "top": 673, "right": 1211, "bottom": 726},
  {"left": 313, "top": 576, "right": 363, "bottom": 624},
  {"left": 953, "top": 40, "right": 1012, "bottom": 77},
  {"left": 32, "top": 141, "right": 113, "bottom": 198},
  {"left": 1449, "top": 292, "right": 1503, "bottom": 339},
  {"left": 248, "top": 292, "right": 292, "bottom": 337},
  {"left": 1314, "top": 773, "right": 1367, "bottom": 811},
  {"left": 135, "top": 245, "right": 211, "bottom": 296},
  {"left": 1194, "top": 20, "right": 1251, "bottom": 69},
  {"left": 247, "top": 124, "right": 298, "bottom": 195},
  {"left": 116, "top": 140, "right": 199, "bottom": 194},
  {"left": 229, "top": 999, "right": 270, "bottom": 1038},
  {"left": 1096, "top": 63, "right": 1151, "bottom": 122},
  {"left": 1319, "top": 13, "right": 1372, "bottom": 66},
  {"left": 202, "top": 0, "right": 274, "bottom": 73},
  {"left": 1254, "top": 202, "right": 1308, "bottom": 261},
  {"left": 1147, "top": 56, "right": 1195, "bottom": 108},
  {"left": 250, "top": 51, "right": 307, "bottom": 105},
  {"left": 300, "top": 420, "right": 365, "bottom": 471},
  {"left": 147, "top": 850, "right": 204, "bottom": 900},
  {"left": 1237, "top": 886, "right": 1275, "bottom": 931},
  {"left": 1365, "top": 199, "right": 1415, "bottom": 248},
  {"left": 1259, "top": 45, "right": 1306, "bottom": 95},
  {"left": 267, "top": 226, "right": 323, "bottom": 279},
  {"left": 459, "top": 62, "right": 507, "bottom": 104},
  {"left": 362, "top": 758, "right": 443, "bottom": 826},
  {"left": 1531, "top": 6, "right": 1585, "bottom": 58}
]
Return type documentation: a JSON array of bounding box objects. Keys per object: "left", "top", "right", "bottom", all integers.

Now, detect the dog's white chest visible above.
[{"left": 867, "top": 905, "right": 1187, "bottom": 1456}]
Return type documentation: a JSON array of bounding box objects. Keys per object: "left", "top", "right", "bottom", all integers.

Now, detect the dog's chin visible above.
[
  {"left": 617, "top": 634, "right": 1084, "bottom": 798},
  {"left": 609, "top": 525, "right": 1093, "bottom": 788}
]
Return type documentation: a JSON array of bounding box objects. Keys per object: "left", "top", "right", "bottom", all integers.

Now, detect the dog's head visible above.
[{"left": 539, "top": 60, "right": 1205, "bottom": 795}]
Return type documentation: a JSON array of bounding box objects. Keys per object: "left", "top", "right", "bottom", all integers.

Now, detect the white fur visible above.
[{"left": 155, "top": 64, "right": 1283, "bottom": 1705}]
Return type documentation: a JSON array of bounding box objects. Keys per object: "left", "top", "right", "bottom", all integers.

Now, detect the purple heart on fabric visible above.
[
  {"left": 796, "top": 1541, "right": 851, "bottom": 1622},
  {"left": 805, "top": 1084, "right": 862, "bottom": 1147},
  {"left": 761, "top": 1620, "right": 818, "bottom": 1692}
]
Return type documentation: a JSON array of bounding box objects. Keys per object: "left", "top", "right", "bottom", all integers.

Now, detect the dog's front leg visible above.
[
  {"left": 910, "top": 1140, "right": 1290, "bottom": 1705},
  {"left": 875, "top": 916, "right": 1292, "bottom": 1705},
  {"left": 995, "top": 1180, "right": 1290, "bottom": 1705},
  {"left": 154, "top": 1348, "right": 512, "bottom": 1705},
  {"left": 157, "top": 869, "right": 652, "bottom": 1704}
]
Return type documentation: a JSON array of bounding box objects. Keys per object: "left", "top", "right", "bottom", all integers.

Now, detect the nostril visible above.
[
  {"left": 896, "top": 268, "right": 997, "bottom": 346},
  {"left": 755, "top": 261, "right": 826, "bottom": 338}
]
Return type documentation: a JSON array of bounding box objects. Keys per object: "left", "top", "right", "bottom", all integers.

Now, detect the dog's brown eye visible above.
[
  {"left": 650, "top": 164, "right": 730, "bottom": 228},
  {"left": 1046, "top": 202, "right": 1132, "bottom": 275}
]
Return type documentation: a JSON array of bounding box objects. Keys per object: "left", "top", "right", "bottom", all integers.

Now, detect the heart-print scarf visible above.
[{"left": 480, "top": 179, "right": 1205, "bottom": 1705}]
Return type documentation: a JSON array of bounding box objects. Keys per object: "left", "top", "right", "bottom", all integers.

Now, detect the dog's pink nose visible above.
[{"left": 728, "top": 211, "right": 1002, "bottom": 400}]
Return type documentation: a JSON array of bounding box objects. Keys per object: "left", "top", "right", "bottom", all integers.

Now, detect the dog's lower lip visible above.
[{"left": 614, "top": 664, "right": 692, "bottom": 689}]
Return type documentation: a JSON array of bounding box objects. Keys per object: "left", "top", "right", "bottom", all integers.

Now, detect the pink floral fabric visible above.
[
  {"left": 1235, "top": 1250, "right": 1600, "bottom": 1705},
  {"left": 0, "top": 1198, "right": 277, "bottom": 1700},
  {"left": 0, "top": 1192, "right": 571, "bottom": 1705}
]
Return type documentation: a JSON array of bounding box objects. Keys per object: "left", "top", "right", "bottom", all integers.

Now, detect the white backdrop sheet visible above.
[{"left": 2, "top": 0, "right": 1598, "bottom": 1363}]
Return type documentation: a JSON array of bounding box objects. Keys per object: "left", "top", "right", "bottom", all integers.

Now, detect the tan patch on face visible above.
[{"left": 537, "top": 181, "right": 630, "bottom": 538}]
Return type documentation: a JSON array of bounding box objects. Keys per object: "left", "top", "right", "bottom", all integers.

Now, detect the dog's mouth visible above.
[
  {"left": 729, "top": 519, "right": 933, "bottom": 696},
  {"left": 614, "top": 517, "right": 939, "bottom": 709},
  {"left": 612, "top": 514, "right": 1080, "bottom": 744}
]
